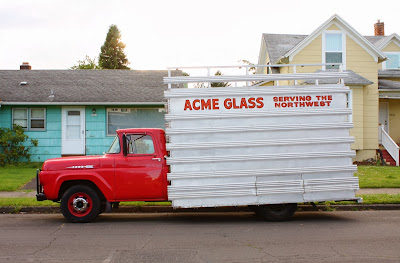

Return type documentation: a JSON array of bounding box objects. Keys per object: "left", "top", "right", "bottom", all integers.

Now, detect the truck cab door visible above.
[{"left": 114, "top": 133, "right": 165, "bottom": 200}]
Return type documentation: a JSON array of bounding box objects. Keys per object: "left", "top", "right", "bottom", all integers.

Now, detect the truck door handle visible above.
[{"left": 152, "top": 158, "right": 161, "bottom": 161}]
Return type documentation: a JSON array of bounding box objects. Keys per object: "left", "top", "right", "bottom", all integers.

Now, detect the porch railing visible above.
[{"left": 381, "top": 126, "right": 399, "bottom": 166}]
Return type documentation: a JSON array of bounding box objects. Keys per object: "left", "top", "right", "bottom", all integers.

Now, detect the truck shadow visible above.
[{"left": 94, "top": 211, "right": 356, "bottom": 224}]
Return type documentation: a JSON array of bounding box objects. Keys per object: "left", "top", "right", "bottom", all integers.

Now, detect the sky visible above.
[{"left": 0, "top": 0, "right": 399, "bottom": 71}]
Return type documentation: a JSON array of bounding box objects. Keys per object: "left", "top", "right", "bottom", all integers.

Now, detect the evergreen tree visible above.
[{"left": 99, "top": 25, "right": 130, "bottom": 69}]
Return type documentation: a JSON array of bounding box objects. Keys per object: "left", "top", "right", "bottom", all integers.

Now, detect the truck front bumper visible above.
[{"left": 36, "top": 169, "right": 47, "bottom": 201}]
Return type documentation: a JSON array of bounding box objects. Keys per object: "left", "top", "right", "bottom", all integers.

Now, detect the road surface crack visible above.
[
  {"left": 33, "top": 223, "right": 64, "bottom": 256},
  {"left": 140, "top": 234, "right": 152, "bottom": 249}
]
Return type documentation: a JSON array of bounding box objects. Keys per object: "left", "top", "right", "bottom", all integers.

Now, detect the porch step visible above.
[{"left": 378, "top": 149, "right": 397, "bottom": 166}]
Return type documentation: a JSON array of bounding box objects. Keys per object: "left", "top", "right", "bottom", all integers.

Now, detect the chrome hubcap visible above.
[{"left": 72, "top": 197, "right": 89, "bottom": 212}]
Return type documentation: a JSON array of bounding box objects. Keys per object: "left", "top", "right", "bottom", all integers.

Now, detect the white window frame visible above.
[
  {"left": 322, "top": 31, "right": 346, "bottom": 70},
  {"left": 29, "top": 108, "right": 46, "bottom": 131},
  {"left": 382, "top": 52, "right": 400, "bottom": 70},
  {"left": 12, "top": 107, "right": 46, "bottom": 131},
  {"left": 12, "top": 108, "right": 28, "bottom": 129}
]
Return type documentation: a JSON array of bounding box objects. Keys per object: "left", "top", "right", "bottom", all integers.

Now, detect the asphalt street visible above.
[{"left": 0, "top": 211, "right": 400, "bottom": 263}]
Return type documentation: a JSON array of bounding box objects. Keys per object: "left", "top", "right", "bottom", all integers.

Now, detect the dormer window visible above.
[
  {"left": 384, "top": 52, "right": 400, "bottom": 69},
  {"left": 323, "top": 32, "right": 345, "bottom": 69}
]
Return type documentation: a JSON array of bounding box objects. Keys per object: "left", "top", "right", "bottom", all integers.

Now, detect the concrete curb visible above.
[{"left": 2, "top": 204, "right": 400, "bottom": 214}]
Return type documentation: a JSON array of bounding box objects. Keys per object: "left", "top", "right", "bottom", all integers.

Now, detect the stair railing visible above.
[{"left": 381, "top": 126, "right": 399, "bottom": 166}]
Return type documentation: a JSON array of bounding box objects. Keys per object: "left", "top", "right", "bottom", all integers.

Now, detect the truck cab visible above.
[{"left": 36, "top": 128, "right": 168, "bottom": 223}]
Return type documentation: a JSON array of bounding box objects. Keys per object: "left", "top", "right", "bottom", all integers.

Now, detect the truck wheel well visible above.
[{"left": 58, "top": 180, "right": 106, "bottom": 202}]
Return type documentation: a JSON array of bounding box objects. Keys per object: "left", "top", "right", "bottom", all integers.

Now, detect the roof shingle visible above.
[{"left": 0, "top": 70, "right": 182, "bottom": 104}]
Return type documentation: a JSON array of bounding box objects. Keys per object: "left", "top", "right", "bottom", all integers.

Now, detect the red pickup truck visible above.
[{"left": 37, "top": 128, "right": 169, "bottom": 223}]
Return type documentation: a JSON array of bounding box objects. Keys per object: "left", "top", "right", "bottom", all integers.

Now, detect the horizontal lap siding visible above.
[
  {"left": 0, "top": 106, "right": 62, "bottom": 162},
  {"left": 346, "top": 36, "right": 379, "bottom": 154},
  {"left": 85, "top": 107, "right": 113, "bottom": 156},
  {"left": 26, "top": 106, "right": 61, "bottom": 161}
]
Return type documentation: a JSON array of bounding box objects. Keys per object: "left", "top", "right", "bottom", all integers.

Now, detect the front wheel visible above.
[
  {"left": 61, "top": 185, "right": 101, "bottom": 223},
  {"left": 252, "top": 203, "right": 297, "bottom": 221}
]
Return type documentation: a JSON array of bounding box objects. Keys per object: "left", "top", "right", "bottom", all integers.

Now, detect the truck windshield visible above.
[{"left": 106, "top": 136, "right": 120, "bottom": 154}]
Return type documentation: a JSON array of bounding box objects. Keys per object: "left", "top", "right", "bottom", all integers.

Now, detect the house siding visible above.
[
  {"left": 0, "top": 105, "right": 62, "bottom": 162},
  {"left": 286, "top": 35, "right": 323, "bottom": 86},
  {"left": 85, "top": 106, "right": 114, "bottom": 156},
  {"left": 346, "top": 36, "right": 379, "bottom": 157},
  {"left": 0, "top": 105, "right": 166, "bottom": 162},
  {"left": 350, "top": 87, "right": 364, "bottom": 150},
  {"left": 382, "top": 42, "right": 400, "bottom": 52}
]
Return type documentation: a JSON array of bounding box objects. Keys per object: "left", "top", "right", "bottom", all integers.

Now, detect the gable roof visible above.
[
  {"left": 0, "top": 70, "right": 182, "bottom": 105},
  {"left": 379, "top": 79, "right": 400, "bottom": 90},
  {"left": 261, "top": 34, "right": 306, "bottom": 65},
  {"left": 261, "top": 14, "right": 387, "bottom": 64},
  {"left": 379, "top": 70, "right": 400, "bottom": 78},
  {"left": 303, "top": 70, "right": 373, "bottom": 86},
  {"left": 366, "top": 33, "right": 400, "bottom": 50}
]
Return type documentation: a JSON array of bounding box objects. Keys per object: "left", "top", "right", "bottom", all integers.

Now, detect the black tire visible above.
[
  {"left": 60, "top": 185, "right": 101, "bottom": 223},
  {"left": 252, "top": 203, "right": 297, "bottom": 221}
]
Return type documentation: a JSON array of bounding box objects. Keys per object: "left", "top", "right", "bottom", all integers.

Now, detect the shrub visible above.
[{"left": 0, "top": 125, "right": 38, "bottom": 166}]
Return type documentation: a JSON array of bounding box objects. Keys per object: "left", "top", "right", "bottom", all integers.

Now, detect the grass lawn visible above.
[
  {"left": 0, "top": 163, "right": 42, "bottom": 191},
  {"left": 356, "top": 166, "right": 400, "bottom": 188}
]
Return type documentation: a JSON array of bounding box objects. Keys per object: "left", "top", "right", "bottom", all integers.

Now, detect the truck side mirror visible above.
[{"left": 122, "top": 134, "right": 127, "bottom": 157}]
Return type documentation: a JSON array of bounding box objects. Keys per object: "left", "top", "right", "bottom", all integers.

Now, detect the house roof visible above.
[
  {"left": 379, "top": 70, "right": 400, "bottom": 78},
  {"left": 0, "top": 70, "right": 182, "bottom": 105},
  {"left": 303, "top": 70, "right": 373, "bottom": 86},
  {"left": 365, "top": 33, "right": 400, "bottom": 49},
  {"left": 379, "top": 79, "right": 400, "bottom": 90},
  {"left": 261, "top": 34, "right": 306, "bottom": 65},
  {"left": 261, "top": 15, "right": 387, "bottom": 64}
]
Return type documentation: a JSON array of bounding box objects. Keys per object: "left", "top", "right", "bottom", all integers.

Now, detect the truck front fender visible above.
[{"left": 46, "top": 172, "right": 114, "bottom": 201}]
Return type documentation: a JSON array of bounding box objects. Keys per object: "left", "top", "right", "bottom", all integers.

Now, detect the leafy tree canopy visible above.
[
  {"left": 70, "top": 56, "right": 100, "bottom": 70},
  {"left": 211, "top": 70, "right": 230, "bottom": 87},
  {"left": 99, "top": 24, "right": 130, "bottom": 69}
]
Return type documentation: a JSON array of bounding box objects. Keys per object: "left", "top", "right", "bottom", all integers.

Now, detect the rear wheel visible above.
[
  {"left": 252, "top": 203, "right": 297, "bottom": 221},
  {"left": 61, "top": 185, "right": 100, "bottom": 223}
]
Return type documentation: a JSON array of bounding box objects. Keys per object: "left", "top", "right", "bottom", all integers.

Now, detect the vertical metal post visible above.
[
  {"left": 339, "top": 64, "right": 344, "bottom": 85},
  {"left": 246, "top": 65, "right": 249, "bottom": 87},
  {"left": 207, "top": 67, "right": 211, "bottom": 88},
  {"left": 168, "top": 69, "right": 171, "bottom": 89},
  {"left": 293, "top": 65, "right": 297, "bottom": 85}
]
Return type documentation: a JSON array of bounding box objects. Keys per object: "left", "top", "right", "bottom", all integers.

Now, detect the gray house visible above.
[{"left": 0, "top": 67, "right": 181, "bottom": 161}]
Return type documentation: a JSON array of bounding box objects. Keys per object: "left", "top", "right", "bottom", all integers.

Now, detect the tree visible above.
[
  {"left": 193, "top": 70, "right": 231, "bottom": 88},
  {"left": 99, "top": 25, "right": 130, "bottom": 69},
  {"left": 211, "top": 70, "right": 230, "bottom": 87},
  {"left": 239, "top": 59, "right": 256, "bottom": 74},
  {"left": 0, "top": 125, "right": 38, "bottom": 166},
  {"left": 70, "top": 56, "right": 100, "bottom": 70}
]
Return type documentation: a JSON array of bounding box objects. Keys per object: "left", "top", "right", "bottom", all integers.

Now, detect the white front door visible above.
[
  {"left": 62, "top": 107, "right": 85, "bottom": 155},
  {"left": 379, "top": 102, "right": 389, "bottom": 144}
]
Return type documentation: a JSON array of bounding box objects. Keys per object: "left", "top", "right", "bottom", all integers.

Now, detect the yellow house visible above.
[{"left": 257, "top": 14, "right": 400, "bottom": 164}]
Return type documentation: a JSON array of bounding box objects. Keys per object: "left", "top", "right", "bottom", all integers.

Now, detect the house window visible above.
[
  {"left": 106, "top": 108, "right": 165, "bottom": 135},
  {"left": 385, "top": 53, "right": 400, "bottom": 69},
  {"left": 324, "top": 33, "right": 344, "bottom": 69},
  {"left": 12, "top": 108, "right": 46, "bottom": 130},
  {"left": 12, "top": 108, "right": 28, "bottom": 129}
]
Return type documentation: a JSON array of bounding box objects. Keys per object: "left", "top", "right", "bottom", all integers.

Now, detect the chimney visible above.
[
  {"left": 20, "top": 62, "right": 31, "bottom": 70},
  {"left": 374, "top": 20, "right": 385, "bottom": 36}
]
